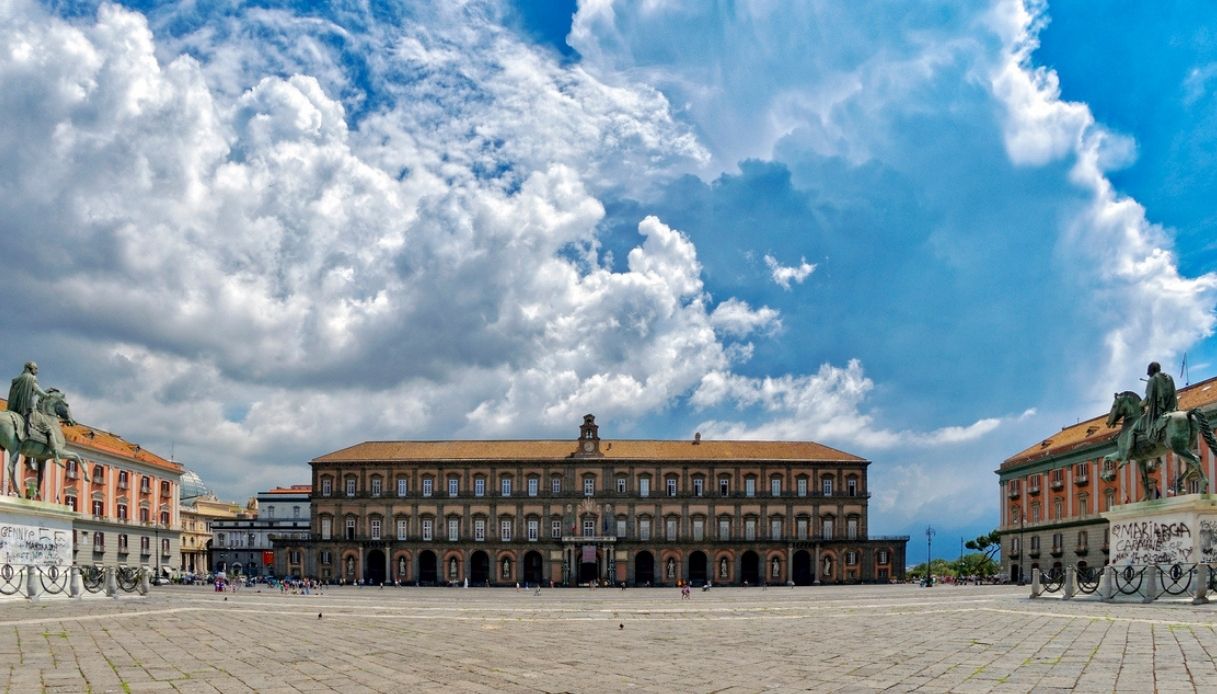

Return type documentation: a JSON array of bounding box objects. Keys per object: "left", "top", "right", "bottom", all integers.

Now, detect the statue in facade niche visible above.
[
  {"left": 2, "top": 362, "right": 85, "bottom": 499},
  {"left": 1101, "top": 361, "right": 1217, "bottom": 500}
]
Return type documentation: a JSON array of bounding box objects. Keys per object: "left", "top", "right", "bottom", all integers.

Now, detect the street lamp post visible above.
[
  {"left": 925, "top": 525, "right": 935, "bottom": 586},
  {"left": 1017, "top": 512, "right": 1025, "bottom": 586}
]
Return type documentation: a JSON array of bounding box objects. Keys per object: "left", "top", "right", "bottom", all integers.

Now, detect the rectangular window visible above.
[
  {"left": 771, "top": 479, "right": 781, "bottom": 496},
  {"left": 423, "top": 478, "right": 433, "bottom": 497},
  {"left": 528, "top": 520, "right": 539, "bottom": 541},
  {"left": 616, "top": 518, "right": 627, "bottom": 538},
  {"left": 667, "top": 479, "right": 677, "bottom": 497},
  {"left": 396, "top": 519, "right": 408, "bottom": 541},
  {"left": 583, "top": 478, "right": 594, "bottom": 496},
  {"left": 551, "top": 520, "right": 561, "bottom": 539},
  {"left": 500, "top": 520, "right": 512, "bottom": 542},
  {"left": 448, "top": 519, "right": 459, "bottom": 541},
  {"left": 796, "top": 518, "right": 808, "bottom": 540},
  {"left": 797, "top": 478, "right": 807, "bottom": 497},
  {"left": 528, "top": 478, "right": 538, "bottom": 497},
  {"left": 878, "top": 550, "right": 889, "bottom": 564},
  {"left": 370, "top": 519, "right": 381, "bottom": 540},
  {"left": 744, "top": 519, "right": 756, "bottom": 541},
  {"left": 770, "top": 518, "right": 782, "bottom": 540},
  {"left": 693, "top": 478, "right": 703, "bottom": 497},
  {"left": 293, "top": 506, "right": 300, "bottom": 519},
  {"left": 617, "top": 478, "right": 626, "bottom": 494},
  {"left": 822, "top": 478, "right": 833, "bottom": 496},
  {"left": 847, "top": 551, "right": 857, "bottom": 566},
  {"left": 345, "top": 478, "right": 356, "bottom": 497},
  {"left": 397, "top": 478, "right": 408, "bottom": 497},
  {"left": 822, "top": 518, "right": 834, "bottom": 539},
  {"left": 501, "top": 478, "right": 512, "bottom": 497},
  {"left": 422, "top": 519, "right": 433, "bottom": 541},
  {"left": 639, "top": 518, "right": 652, "bottom": 541},
  {"left": 745, "top": 478, "right": 756, "bottom": 497},
  {"left": 475, "top": 479, "right": 485, "bottom": 497},
  {"left": 371, "top": 478, "right": 382, "bottom": 496},
  {"left": 345, "top": 518, "right": 355, "bottom": 541},
  {"left": 719, "top": 479, "right": 729, "bottom": 497},
  {"left": 93, "top": 499, "right": 104, "bottom": 516},
  {"left": 639, "top": 478, "right": 650, "bottom": 497},
  {"left": 719, "top": 518, "right": 730, "bottom": 540},
  {"left": 847, "top": 517, "right": 858, "bottom": 540},
  {"left": 692, "top": 518, "right": 704, "bottom": 541},
  {"left": 666, "top": 518, "right": 677, "bottom": 541},
  {"left": 847, "top": 478, "right": 857, "bottom": 496},
  {"left": 322, "top": 478, "right": 332, "bottom": 496},
  {"left": 448, "top": 478, "right": 458, "bottom": 497},
  {"left": 475, "top": 519, "right": 486, "bottom": 541},
  {"left": 552, "top": 478, "right": 562, "bottom": 494},
  {"left": 1054, "top": 499, "right": 1062, "bottom": 520},
  {"left": 583, "top": 519, "right": 595, "bottom": 537}
]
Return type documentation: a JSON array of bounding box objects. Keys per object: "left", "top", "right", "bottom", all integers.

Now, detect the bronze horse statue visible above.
[
  {"left": 1100, "top": 390, "right": 1217, "bottom": 500},
  {"left": 1, "top": 390, "right": 86, "bottom": 499}
]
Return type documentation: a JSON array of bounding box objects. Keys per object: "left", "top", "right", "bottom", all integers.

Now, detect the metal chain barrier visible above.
[
  {"left": 36, "top": 565, "right": 69, "bottom": 595},
  {"left": 80, "top": 565, "right": 105, "bottom": 594},
  {"left": 116, "top": 566, "right": 142, "bottom": 593},
  {"left": 1076, "top": 566, "right": 1102, "bottom": 595},
  {"left": 1042, "top": 566, "right": 1065, "bottom": 593},
  {"left": 1114, "top": 565, "right": 1145, "bottom": 595},
  {"left": 0, "top": 564, "right": 24, "bottom": 596},
  {"left": 1159, "top": 563, "right": 1194, "bottom": 597}
]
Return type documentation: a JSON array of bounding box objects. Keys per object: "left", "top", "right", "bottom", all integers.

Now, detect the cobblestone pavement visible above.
[{"left": 2, "top": 583, "right": 1217, "bottom": 692}]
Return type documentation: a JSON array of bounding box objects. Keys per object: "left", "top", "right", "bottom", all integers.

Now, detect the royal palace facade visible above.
[
  {"left": 997, "top": 375, "right": 1217, "bottom": 583},
  {"left": 296, "top": 416, "right": 907, "bottom": 586}
]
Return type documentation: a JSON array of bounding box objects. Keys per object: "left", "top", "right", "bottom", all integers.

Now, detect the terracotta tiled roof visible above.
[
  {"left": 265, "top": 485, "right": 311, "bottom": 494},
  {"left": 1002, "top": 374, "right": 1217, "bottom": 469},
  {"left": 1, "top": 398, "right": 182, "bottom": 474},
  {"left": 313, "top": 439, "right": 866, "bottom": 464}
]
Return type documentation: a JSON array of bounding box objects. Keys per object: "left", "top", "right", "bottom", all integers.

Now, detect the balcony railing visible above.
[
  {"left": 1007, "top": 487, "right": 1020, "bottom": 499},
  {"left": 1050, "top": 479, "right": 1063, "bottom": 490},
  {"left": 1028, "top": 485, "right": 1041, "bottom": 496},
  {"left": 1074, "top": 474, "right": 1089, "bottom": 486}
]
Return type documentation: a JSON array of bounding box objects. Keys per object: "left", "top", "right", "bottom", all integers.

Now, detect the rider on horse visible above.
[
  {"left": 8, "top": 361, "right": 50, "bottom": 445},
  {"left": 1134, "top": 361, "right": 1177, "bottom": 453}
]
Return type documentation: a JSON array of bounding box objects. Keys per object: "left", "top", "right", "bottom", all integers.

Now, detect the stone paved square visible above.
[{"left": 3, "top": 584, "right": 1217, "bottom": 692}]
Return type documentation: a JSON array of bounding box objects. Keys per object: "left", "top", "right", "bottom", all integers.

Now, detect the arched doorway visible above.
[
  {"left": 579, "top": 548, "right": 599, "bottom": 584},
  {"left": 793, "top": 550, "right": 814, "bottom": 585},
  {"left": 688, "top": 551, "right": 708, "bottom": 585},
  {"left": 635, "top": 551, "right": 655, "bottom": 586},
  {"left": 523, "top": 551, "right": 544, "bottom": 585},
  {"left": 471, "top": 550, "right": 490, "bottom": 586},
  {"left": 419, "top": 550, "right": 438, "bottom": 585},
  {"left": 366, "top": 549, "right": 386, "bottom": 585},
  {"left": 741, "top": 551, "right": 760, "bottom": 585}
]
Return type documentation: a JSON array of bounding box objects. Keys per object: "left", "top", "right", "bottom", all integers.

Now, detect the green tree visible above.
[
  {"left": 965, "top": 529, "right": 1001, "bottom": 562},
  {"left": 950, "top": 552, "right": 998, "bottom": 579}
]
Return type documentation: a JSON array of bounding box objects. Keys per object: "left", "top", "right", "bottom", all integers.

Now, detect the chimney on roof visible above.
[{"left": 693, "top": 432, "right": 701, "bottom": 445}]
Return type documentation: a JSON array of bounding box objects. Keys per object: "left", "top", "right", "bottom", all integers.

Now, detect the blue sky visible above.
[{"left": 1, "top": 1, "right": 1214, "bottom": 564}]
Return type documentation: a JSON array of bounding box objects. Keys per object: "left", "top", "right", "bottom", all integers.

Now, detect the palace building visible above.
[
  {"left": 996, "top": 375, "right": 1217, "bottom": 583},
  {"left": 301, "top": 415, "right": 907, "bottom": 586}
]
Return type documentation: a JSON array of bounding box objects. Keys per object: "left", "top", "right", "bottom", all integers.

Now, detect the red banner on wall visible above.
[{"left": 263, "top": 551, "right": 274, "bottom": 566}]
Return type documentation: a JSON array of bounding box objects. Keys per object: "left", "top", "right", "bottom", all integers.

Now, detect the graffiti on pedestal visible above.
[
  {"left": 1200, "top": 520, "right": 1217, "bottom": 562},
  {"left": 1110, "top": 520, "right": 1192, "bottom": 565},
  {"left": 0, "top": 523, "right": 71, "bottom": 566}
]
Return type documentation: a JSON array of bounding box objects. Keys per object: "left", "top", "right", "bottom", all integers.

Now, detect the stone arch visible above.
[
  {"left": 496, "top": 550, "right": 518, "bottom": 584},
  {"left": 765, "top": 549, "right": 786, "bottom": 584},
  {"left": 659, "top": 549, "right": 683, "bottom": 584}
]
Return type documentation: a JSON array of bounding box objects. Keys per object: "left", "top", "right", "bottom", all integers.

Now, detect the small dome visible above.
[{"left": 179, "top": 469, "right": 210, "bottom": 502}]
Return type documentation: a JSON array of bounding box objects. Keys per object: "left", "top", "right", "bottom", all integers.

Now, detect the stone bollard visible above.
[
  {"left": 105, "top": 566, "right": 118, "bottom": 598},
  {"left": 70, "top": 565, "right": 83, "bottom": 599},
  {"left": 1194, "top": 564, "right": 1211, "bottom": 605},
  {"left": 1063, "top": 565, "right": 1076, "bottom": 600},
  {"left": 138, "top": 567, "right": 150, "bottom": 596},
  {"left": 1030, "top": 567, "right": 1042, "bottom": 598},
  {"left": 1142, "top": 565, "right": 1158, "bottom": 604},
  {"left": 1099, "top": 565, "right": 1116, "bottom": 602},
  {"left": 25, "top": 565, "right": 40, "bottom": 602}
]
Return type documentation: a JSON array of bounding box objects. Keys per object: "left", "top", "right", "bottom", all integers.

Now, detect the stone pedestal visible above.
[
  {"left": 1103, "top": 494, "right": 1217, "bottom": 566},
  {"left": 0, "top": 495, "right": 78, "bottom": 601},
  {"left": 1102, "top": 494, "right": 1217, "bottom": 601}
]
